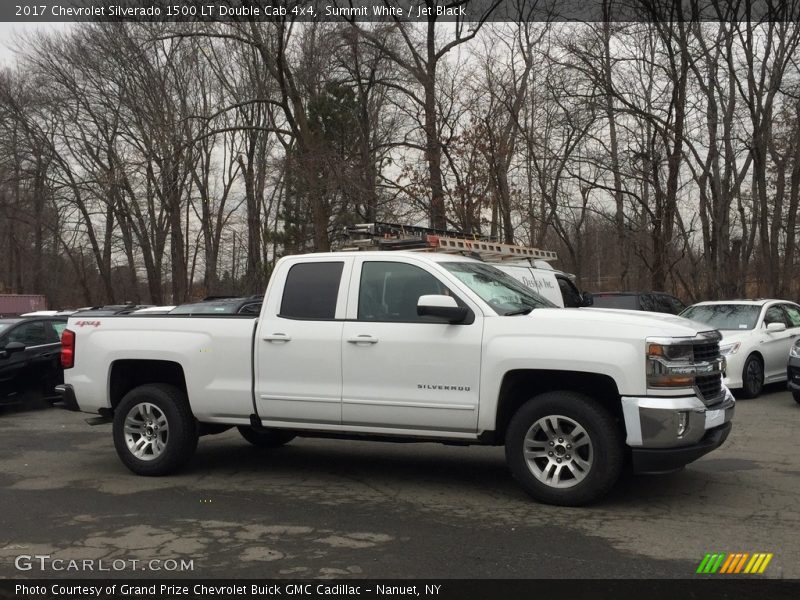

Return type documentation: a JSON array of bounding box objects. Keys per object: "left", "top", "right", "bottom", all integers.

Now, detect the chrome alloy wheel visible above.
[
  {"left": 522, "top": 415, "right": 593, "bottom": 488},
  {"left": 124, "top": 402, "right": 170, "bottom": 461}
]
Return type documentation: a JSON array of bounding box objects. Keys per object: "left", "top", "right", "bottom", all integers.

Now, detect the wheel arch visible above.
[
  {"left": 492, "top": 369, "right": 623, "bottom": 445},
  {"left": 109, "top": 359, "right": 188, "bottom": 413},
  {"left": 745, "top": 350, "right": 764, "bottom": 365}
]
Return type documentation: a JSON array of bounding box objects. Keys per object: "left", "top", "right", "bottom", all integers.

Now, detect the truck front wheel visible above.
[
  {"left": 505, "top": 391, "right": 623, "bottom": 506},
  {"left": 112, "top": 384, "right": 198, "bottom": 476}
]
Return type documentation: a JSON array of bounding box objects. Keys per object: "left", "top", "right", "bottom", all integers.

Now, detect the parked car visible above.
[
  {"left": 22, "top": 310, "right": 80, "bottom": 317},
  {"left": 591, "top": 292, "right": 686, "bottom": 315},
  {"left": 169, "top": 296, "right": 262, "bottom": 316},
  {"left": 786, "top": 340, "right": 800, "bottom": 405},
  {"left": 0, "top": 316, "right": 68, "bottom": 403},
  {"left": 681, "top": 299, "right": 800, "bottom": 398},
  {"left": 132, "top": 306, "right": 176, "bottom": 315},
  {"left": 71, "top": 304, "right": 154, "bottom": 317}
]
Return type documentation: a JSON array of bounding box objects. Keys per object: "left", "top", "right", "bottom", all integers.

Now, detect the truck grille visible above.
[
  {"left": 693, "top": 342, "right": 719, "bottom": 362},
  {"left": 693, "top": 339, "right": 723, "bottom": 404},
  {"left": 695, "top": 374, "right": 722, "bottom": 402}
]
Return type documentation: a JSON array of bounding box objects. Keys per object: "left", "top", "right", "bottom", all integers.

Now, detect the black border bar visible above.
[
  {"left": 2, "top": 579, "right": 800, "bottom": 600},
  {"left": 4, "top": 0, "right": 800, "bottom": 23}
]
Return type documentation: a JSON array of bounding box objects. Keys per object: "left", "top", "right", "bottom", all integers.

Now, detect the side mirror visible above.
[
  {"left": 0, "top": 341, "right": 26, "bottom": 359},
  {"left": 417, "top": 295, "right": 468, "bottom": 324},
  {"left": 580, "top": 292, "right": 594, "bottom": 307},
  {"left": 766, "top": 322, "right": 786, "bottom": 333}
]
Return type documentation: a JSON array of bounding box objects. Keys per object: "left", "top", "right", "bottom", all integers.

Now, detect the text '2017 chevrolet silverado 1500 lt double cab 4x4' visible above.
[{"left": 58, "top": 251, "right": 735, "bottom": 506}]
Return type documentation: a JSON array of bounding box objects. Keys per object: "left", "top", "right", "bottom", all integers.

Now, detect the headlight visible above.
[
  {"left": 647, "top": 343, "right": 693, "bottom": 362},
  {"left": 720, "top": 342, "right": 741, "bottom": 356},
  {"left": 790, "top": 343, "right": 800, "bottom": 358},
  {"left": 646, "top": 339, "right": 724, "bottom": 389},
  {"left": 647, "top": 342, "right": 695, "bottom": 387}
]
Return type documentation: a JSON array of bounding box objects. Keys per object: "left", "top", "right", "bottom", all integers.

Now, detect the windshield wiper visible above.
[{"left": 503, "top": 307, "right": 534, "bottom": 316}]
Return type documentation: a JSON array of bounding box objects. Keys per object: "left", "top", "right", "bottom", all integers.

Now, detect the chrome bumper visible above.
[{"left": 621, "top": 386, "right": 735, "bottom": 449}]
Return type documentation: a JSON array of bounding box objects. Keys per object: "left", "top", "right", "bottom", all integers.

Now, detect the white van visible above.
[{"left": 495, "top": 261, "right": 590, "bottom": 308}]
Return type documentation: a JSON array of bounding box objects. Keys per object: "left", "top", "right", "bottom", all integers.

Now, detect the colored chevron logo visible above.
[{"left": 696, "top": 552, "right": 773, "bottom": 574}]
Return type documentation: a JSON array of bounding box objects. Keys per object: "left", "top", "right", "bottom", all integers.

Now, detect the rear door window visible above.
[
  {"left": 7, "top": 321, "right": 48, "bottom": 346},
  {"left": 280, "top": 262, "right": 344, "bottom": 320}
]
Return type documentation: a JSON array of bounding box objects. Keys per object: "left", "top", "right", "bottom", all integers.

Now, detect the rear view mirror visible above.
[
  {"left": 417, "top": 295, "right": 468, "bottom": 324},
  {"left": 580, "top": 292, "right": 594, "bottom": 307},
  {"left": 766, "top": 322, "right": 786, "bottom": 333}
]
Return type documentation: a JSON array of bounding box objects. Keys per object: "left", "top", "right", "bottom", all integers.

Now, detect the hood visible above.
[
  {"left": 529, "top": 307, "right": 716, "bottom": 339},
  {"left": 716, "top": 329, "right": 754, "bottom": 344}
]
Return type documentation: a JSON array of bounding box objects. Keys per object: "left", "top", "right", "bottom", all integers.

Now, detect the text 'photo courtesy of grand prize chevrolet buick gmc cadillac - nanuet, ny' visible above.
[{"left": 56, "top": 227, "right": 735, "bottom": 507}]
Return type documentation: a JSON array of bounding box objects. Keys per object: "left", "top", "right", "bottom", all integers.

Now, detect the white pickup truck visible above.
[{"left": 58, "top": 251, "right": 734, "bottom": 506}]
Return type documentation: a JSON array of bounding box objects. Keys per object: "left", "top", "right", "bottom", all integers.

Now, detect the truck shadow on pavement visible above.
[{"left": 184, "top": 433, "right": 743, "bottom": 511}]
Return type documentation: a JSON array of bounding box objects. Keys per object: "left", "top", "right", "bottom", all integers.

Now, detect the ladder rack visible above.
[{"left": 341, "top": 222, "right": 558, "bottom": 262}]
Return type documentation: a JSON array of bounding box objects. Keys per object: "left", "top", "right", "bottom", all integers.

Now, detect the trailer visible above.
[{"left": 0, "top": 294, "right": 47, "bottom": 317}]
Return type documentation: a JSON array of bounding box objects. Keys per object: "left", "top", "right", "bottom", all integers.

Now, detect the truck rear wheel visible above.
[
  {"left": 113, "top": 384, "right": 198, "bottom": 476},
  {"left": 505, "top": 391, "right": 623, "bottom": 506},
  {"left": 237, "top": 426, "right": 296, "bottom": 448}
]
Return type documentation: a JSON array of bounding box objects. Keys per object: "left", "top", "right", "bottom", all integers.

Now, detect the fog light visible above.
[{"left": 677, "top": 412, "right": 688, "bottom": 437}]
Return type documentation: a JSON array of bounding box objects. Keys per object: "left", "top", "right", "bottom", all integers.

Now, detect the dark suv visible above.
[
  {"left": 591, "top": 292, "right": 686, "bottom": 315},
  {"left": 0, "top": 316, "right": 68, "bottom": 403}
]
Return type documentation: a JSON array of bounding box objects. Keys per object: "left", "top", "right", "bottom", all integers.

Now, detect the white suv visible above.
[{"left": 680, "top": 299, "right": 800, "bottom": 398}]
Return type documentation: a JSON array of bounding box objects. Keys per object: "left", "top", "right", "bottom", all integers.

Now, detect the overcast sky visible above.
[{"left": 0, "top": 22, "right": 70, "bottom": 66}]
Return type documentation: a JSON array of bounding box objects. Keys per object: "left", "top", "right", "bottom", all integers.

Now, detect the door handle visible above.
[
  {"left": 263, "top": 333, "right": 291, "bottom": 342},
  {"left": 347, "top": 335, "right": 379, "bottom": 345}
]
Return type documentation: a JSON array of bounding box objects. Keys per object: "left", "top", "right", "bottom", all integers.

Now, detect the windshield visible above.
[
  {"left": 680, "top": 304, "right": 761, "bottom": 330},
  {"left": 0, "top": 323, "right": 12, "bottom": 334},
  {"left": 442, "top": 262, "right": 556, "bottom": 315}
]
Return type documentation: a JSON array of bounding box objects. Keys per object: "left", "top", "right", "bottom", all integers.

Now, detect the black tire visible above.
[
  {"left": 792, "top": 391, "right": 800, "bottom": 405},
  {"left": 505, "top": 391, "right": 623, "bottom": 506},
  {"left": 237, "top": 426, "right": 296, "bottom": 448},
  {"left": 740, "top": 354, "right": 764, "bottom": 399},
  {"left": 113, "top": 384, "right": 198, "bottom": 476}
]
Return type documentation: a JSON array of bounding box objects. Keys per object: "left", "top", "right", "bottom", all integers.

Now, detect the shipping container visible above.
[{"left": 0, "top": 294, "right": 47, "bottom": 316}]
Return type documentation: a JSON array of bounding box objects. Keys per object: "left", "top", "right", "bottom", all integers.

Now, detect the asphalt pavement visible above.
[{"left": 0, "top": 386, "right": 798, "bottom": 579}]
